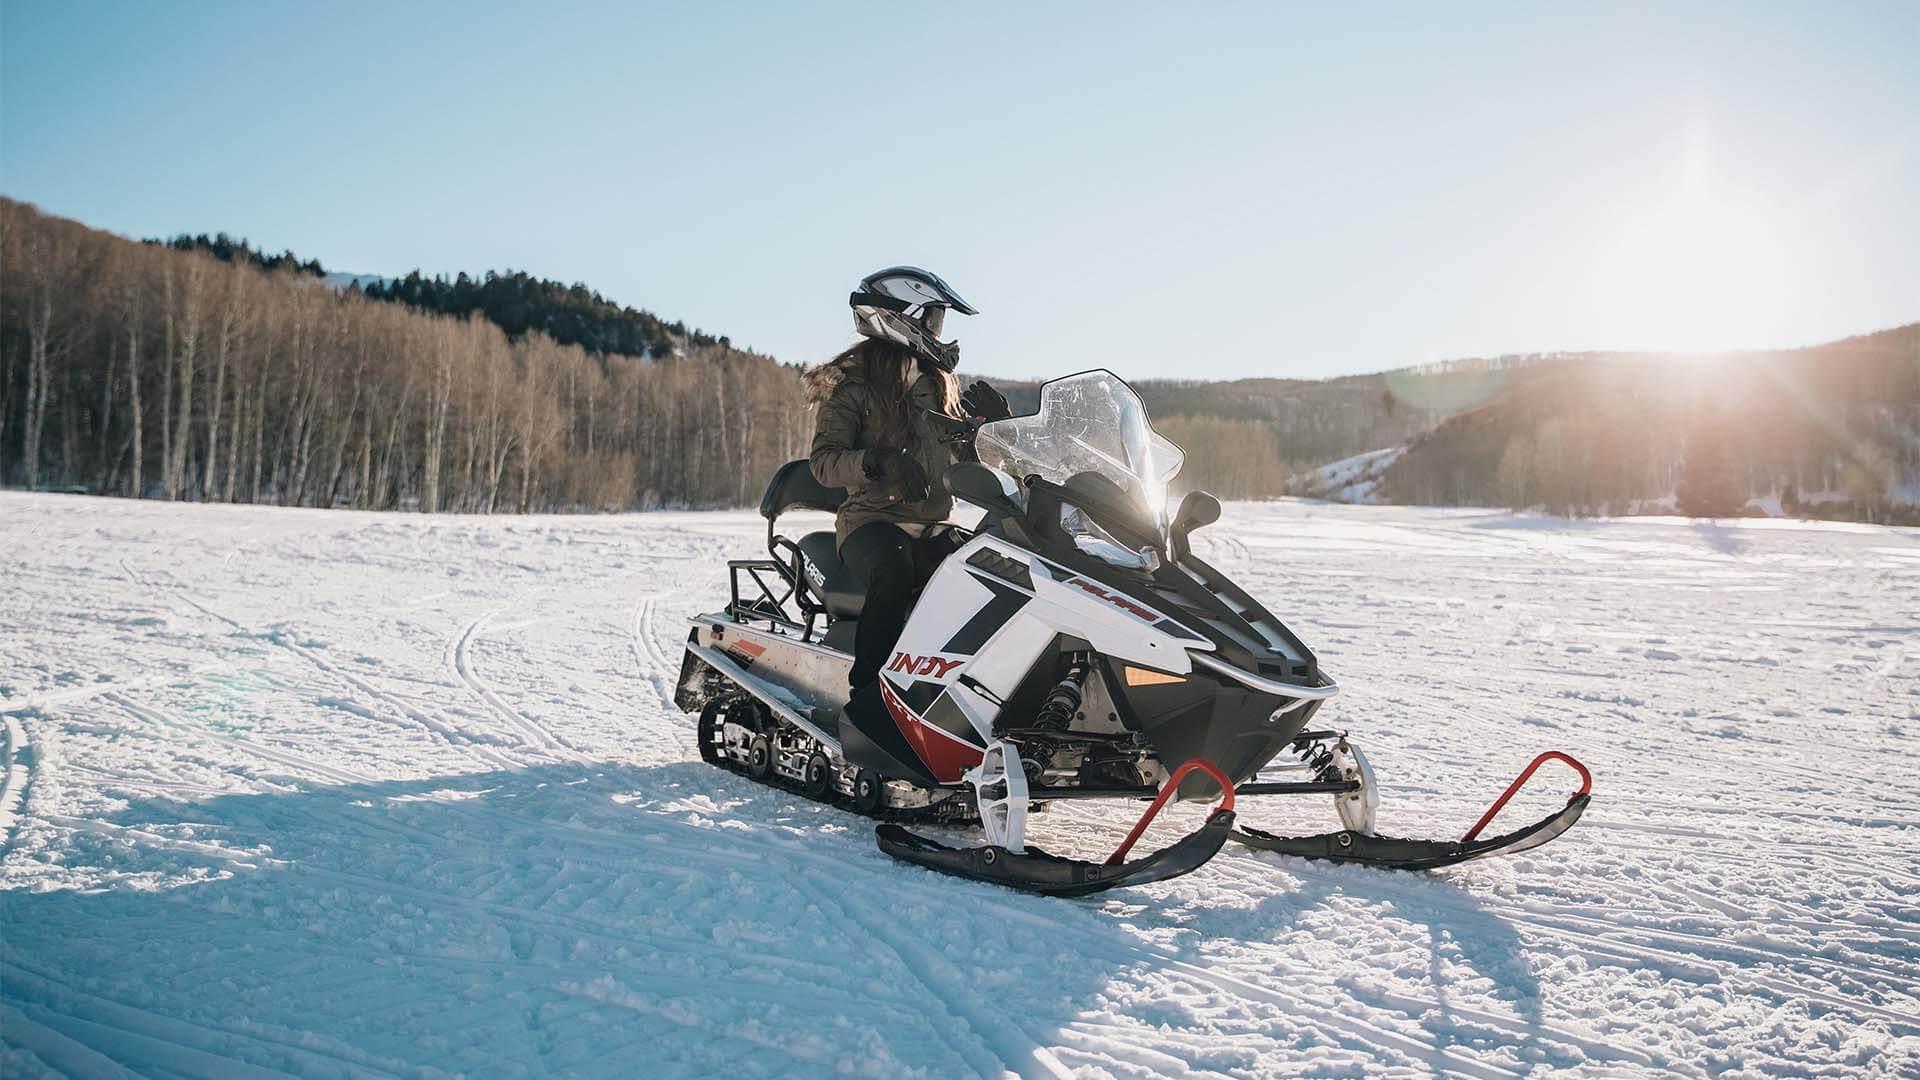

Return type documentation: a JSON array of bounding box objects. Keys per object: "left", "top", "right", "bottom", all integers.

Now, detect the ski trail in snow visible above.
[
  {"left": 119, "top": 556, "right": 522, "bottom": 772},
  {"left": 451, "top": 611, "right": 582, "bottom": 760},
  {"left": 1152, "top": 956, "right": 1525, "bottom": 1080},
  {"left": 1493, "top": 896, "right": 1920, "bottom": 995},
  {"left": 631, "top": 588, "right": 700, "bottom": 758},
  {"left": 0, "top": 715, "right": 31, "bottom": 851},
  {"left": 106, "top": 693, "right": 376, "bottom": 789},
  {"left": 788, "top": 866, "right": 1074, "bottom": 1078},
  {"left": 280, "top": 629, "right": 521, "bottom": 771},
  {"left": 631, "top": 591, "right": 679, "bottom": 704},
  {"left": 41, "top": 813, "right": 287, "bottom": 871},
  {"left": 0, "top": 1000, "right": 143, "bottom": 1080},
  {"left": 4, "top": 963, "right": 394, "bottom": 1079},
  {"left": 0, "top": 668, "right": 227, "bottom": 718},
  {"left": 1498, "top": 913, "right": 1920, "bottom": 1033}
]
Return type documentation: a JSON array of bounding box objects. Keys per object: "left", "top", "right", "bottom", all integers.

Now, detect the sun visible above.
[{"left": 1597, "top": 135, "right": 1789, "bottom": 354}]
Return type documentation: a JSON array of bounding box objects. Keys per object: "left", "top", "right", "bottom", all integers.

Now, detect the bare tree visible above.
[
  {"left": 202, "top": 267, "right": 248, "bottom": 500},
  {"left": 422, "top": 318, "right": 454, "bottom": 513},
  {"left": 20, "top": 226, "right": 62, "bottom": 490},
  {"left": 165, "top": 254, "right": 208, "bottom": 499}
]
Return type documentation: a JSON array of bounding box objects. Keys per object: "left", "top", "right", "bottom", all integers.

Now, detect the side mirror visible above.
[
  {"left": 945, "top": 462, "right": 1023, "bottom": 519},
  {"left": 1170, "top": 490, "right": 1221, "bottom": 561}
]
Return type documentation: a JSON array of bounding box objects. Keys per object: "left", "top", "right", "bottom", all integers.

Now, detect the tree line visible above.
[
  {"left": 147, "top": 233, "right": 326, "bottom": 279},
  {"left": 155, "top": 231, "right": 726, "bottom": 361},
  {"left": 1, "top": 198, "right": 807, "bottom": 512}
]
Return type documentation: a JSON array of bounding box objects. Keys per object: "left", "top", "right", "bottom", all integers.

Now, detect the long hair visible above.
[{"left": 806, "top": 339, "right": 961, "bottom": 450}]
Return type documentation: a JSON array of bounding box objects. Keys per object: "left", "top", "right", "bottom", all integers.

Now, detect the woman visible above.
[{"left": 808, "top": 267, "right": 1009, "bottom": 731}]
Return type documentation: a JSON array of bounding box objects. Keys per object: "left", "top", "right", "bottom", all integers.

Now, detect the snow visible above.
[
  {"left": 1295, "top": 447, "right": 1404, "bottom": 504},
  {"left": 3, "top": 491, "right": 1918, "bottom": 1078}
]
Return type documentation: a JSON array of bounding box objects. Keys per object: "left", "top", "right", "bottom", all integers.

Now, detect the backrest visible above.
[{"left": 759, "top": 459, "right": 846, "bottom": 521}]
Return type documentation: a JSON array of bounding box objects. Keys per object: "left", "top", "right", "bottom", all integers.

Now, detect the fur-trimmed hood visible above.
[{"left": 804, "top": 349, "right": 869, "bottom": 406}]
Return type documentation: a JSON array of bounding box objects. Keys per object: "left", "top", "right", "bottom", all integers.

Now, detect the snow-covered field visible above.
[{"left": 2, "top": 491, "right": 1916, "bottom": 1078}]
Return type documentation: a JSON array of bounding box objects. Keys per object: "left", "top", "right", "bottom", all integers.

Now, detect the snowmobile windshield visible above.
[{"left": 975, "top": 370, "right": 1185, "bottom": 528}]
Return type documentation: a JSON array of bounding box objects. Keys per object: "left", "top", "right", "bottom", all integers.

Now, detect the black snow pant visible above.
[{"left": 841, "top": 522, "right": 959, "bottom": 691}]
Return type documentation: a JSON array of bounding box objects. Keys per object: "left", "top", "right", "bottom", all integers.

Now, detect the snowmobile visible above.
[{"left": 675, "top": 370, "right": 1590, "bottom": 896}]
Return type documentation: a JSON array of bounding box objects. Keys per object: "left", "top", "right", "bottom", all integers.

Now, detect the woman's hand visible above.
[
  {"left": 863, "top": 448, "right": 930, "bottom": 502},
  {"left": 961, "top": 380, "right": 1011, "bottom": 422}
]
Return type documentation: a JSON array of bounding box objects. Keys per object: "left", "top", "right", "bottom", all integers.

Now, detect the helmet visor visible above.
[{"left": 919, "top": 303, "right": 946, "bottom": 339}]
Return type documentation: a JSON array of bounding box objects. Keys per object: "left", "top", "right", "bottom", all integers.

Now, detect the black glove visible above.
[
  {"left": 961, "top": 380, "right": 1011, "bottom": 422},
  {"left": 862, "top": 448, "right": 930, "bottom": 502}
]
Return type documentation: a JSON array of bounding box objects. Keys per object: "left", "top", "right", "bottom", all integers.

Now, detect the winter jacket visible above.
[{"left": 809, "top": 369, "right": 965, "bottom": 548}]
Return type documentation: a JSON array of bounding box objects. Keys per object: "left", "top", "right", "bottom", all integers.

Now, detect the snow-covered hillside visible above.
[
  {"left": 1293, "top": 447, "right": 1404, "bottom": 503},
  {"left": 2, "top": 493, "right": 1916, "bottom": 1077}
]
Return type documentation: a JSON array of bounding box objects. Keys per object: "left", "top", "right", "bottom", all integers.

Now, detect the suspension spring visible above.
[
  {"left": 1035, "top": 654, "right": 1091, "bottom": 732},
  {"left": 1295, "top": 737, "right": 1341, "bottom": 783}
]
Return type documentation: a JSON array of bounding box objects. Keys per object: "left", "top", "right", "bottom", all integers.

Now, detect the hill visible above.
[
  {"left": 1135, "top": 363, "right": 1515, "bottom": 498},
  {"left": 1349, "top": 328, "right": 1920, "bottom": 524}
]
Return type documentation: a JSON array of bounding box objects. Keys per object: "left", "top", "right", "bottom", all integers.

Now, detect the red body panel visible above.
[{"left": 879, "top": 681, "right": 984, "bottom": 783}]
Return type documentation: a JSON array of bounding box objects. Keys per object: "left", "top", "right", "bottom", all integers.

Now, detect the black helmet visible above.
[{"left": 849, "top": 266, "right": 977, "bottom": 372}]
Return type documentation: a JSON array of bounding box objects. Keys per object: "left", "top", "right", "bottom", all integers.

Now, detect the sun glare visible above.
[{"left": 1598, "top": 133, "right": 1790, "bottom": 354}]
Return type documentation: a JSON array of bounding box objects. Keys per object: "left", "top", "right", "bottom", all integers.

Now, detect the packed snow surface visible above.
[{"left": 3, "top": 492, "right": 1917, "bottom": 1078}]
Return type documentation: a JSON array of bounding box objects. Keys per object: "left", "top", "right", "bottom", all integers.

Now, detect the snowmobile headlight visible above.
[{"left": 1060, "top": 504, "right": 1160, "bottom": 572}]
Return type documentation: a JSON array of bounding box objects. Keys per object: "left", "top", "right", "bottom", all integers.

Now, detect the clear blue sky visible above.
[{"left": 3, "top": 2, "right": 1915, "bottom": 381}]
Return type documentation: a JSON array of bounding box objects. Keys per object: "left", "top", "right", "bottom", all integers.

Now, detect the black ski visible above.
[
  {"left": 1231, "top": 794, "right": 1589, "bottom": 871},
  {"left": 876, "top": 809, "right": 1235, "bottom": 898}
]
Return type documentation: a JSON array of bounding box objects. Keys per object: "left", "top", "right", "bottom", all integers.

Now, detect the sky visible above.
[{"left": 2, "top": 3, "right": 1916, "bottom": 382}]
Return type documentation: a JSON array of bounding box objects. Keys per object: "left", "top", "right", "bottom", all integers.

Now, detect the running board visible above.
[{"left": 685, "top": 639, "right": 842, "bottom": 753}]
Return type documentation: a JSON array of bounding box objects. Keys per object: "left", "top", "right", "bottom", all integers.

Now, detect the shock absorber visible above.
[
  {"left": 1035, "top": 655, "right": 1091, "bottom": 732},
  {"left": 1295, "top": 736, "right": 1338, "bottom": 781}
]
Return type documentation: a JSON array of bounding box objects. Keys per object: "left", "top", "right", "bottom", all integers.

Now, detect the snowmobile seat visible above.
[
  {"left": 756, "top": 461, "right": 863, "bottom": 619},
  {"left": 760, "top": 459, "right": 846, "bottom": 522},
  {"left": 795, "top": 531, "right": 865, "bottom": 618}
]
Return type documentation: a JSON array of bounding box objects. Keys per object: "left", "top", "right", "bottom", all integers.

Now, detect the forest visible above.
[
  {"left": 2, "top": 199, "right": 807, "bottom": 512},
  {"left": 148, "top": 233, "right": 327, "bottom": 279},
  {"left": 5, "top": 198, "right": 1916, "bottom": 521}
]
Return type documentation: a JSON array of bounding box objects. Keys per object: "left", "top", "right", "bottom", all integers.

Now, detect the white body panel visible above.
[{"left": 884, "top": 534, "right": 1210, "bottom": 746}]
